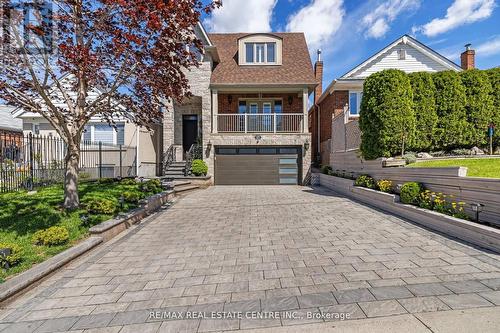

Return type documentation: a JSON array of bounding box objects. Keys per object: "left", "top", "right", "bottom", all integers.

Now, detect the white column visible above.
[
  {"left": 212, "top": 90, "right": 218, "bottom": 133},
  {"left": 302, "top": 88, "right": 309, "bottom": 133}
]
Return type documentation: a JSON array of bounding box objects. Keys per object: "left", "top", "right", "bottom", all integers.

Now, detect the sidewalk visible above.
[{"left": 227, "top": 307, "right": 500, "bottom": 333}]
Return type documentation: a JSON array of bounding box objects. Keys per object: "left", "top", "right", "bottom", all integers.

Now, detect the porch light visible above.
[
  {"left": 207, "top": 140, "right": 212, "bottom": 151},
  {"left": 304, "top": 140, "right": 310, "bottom": 151},
  {"left": 470, "top": 203, "right": 484, "bottom": 223},
  {"left": 288, "top": 96, "right": 293, "bottom": 105},
  {"left": 227, "top": 95, "right": 233, "bottom": 104}
]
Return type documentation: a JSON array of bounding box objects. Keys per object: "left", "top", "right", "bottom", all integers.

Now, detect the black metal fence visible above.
[{"left": 0, "top": 133, "right": 138, "bottom": 192}]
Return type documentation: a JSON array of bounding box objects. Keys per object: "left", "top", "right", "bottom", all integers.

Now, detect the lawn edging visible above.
[
  {"left": 0, "top": 189, "right": 179, "bottom": 303},
  {"left": 0, "top": 236, "right": 102, "bottom": 303},
  {"left": 89, "top": 190, "right": 175, "bottom": 241},
  {"left": 318, "top": 173, "right": 500, "bottom": 253}
]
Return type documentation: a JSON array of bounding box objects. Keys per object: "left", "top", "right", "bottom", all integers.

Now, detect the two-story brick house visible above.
[{"left": 163, "top": 23, "right": 316, "bottom": 185}]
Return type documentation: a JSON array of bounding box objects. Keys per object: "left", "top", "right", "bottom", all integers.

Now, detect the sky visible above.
[{"left": 201, "top": 0, "right": 500, "bottom": 89}]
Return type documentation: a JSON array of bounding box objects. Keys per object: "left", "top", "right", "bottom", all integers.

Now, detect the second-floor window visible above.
[{"left": 245, "top": 42, "right": 276, "bottom": 64}]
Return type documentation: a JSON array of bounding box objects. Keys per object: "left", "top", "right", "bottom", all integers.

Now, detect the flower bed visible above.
[{"left": 354, "top": 175, "right": 471, "bottom": 222}]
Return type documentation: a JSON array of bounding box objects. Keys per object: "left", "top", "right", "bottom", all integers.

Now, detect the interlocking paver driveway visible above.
[{"left": 1, "top": 185, "right": 500, "bottom": 332}]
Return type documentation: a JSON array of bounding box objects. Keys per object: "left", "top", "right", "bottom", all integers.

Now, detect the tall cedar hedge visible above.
[
  {"left": 408, "top": 72, "right": 438, "bottom": 151},
  {"left": 460, "top": 69, "right": 494, "bottom": 146},
  {"left": 431, "top": 70, "right": 470, "bottom": 149},
  {"left": 359, "top": 69, "right": 415, "bottom": 159},
  {"left": 486, "top": 68, "right": 500, "bottom": 146}
]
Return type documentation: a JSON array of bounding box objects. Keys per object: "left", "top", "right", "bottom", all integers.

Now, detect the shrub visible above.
[
  {"left": 377, "top": 180, "right": 393, "bottom": 193},
  {"left": 140, "top": 179, "right": 162, "bottom": 193},
  {"left": 97, "top": 178, "right": 115, "bottom": 185},
  {"left": 408, "top": 72, "right": 438, "bottom": 151},
  {"left": 191, "top": 159, "right": 208, "bottom": 176},
  {"left": 0, "top": 242, "right": 22, "bottom": 267},
  {"left": 359, "top": 69, "right": 415, "bottom": 159},
  {"left": 432, "top": 71, "right": 470, "bottom": 149},
  {"left": 122, "top": 191, "right": 141, "bottom": 203},
  {"left": 83, "top": 197, "right": 118, "bottom": 215},
  {"left": 486, "top": 68, "right": 500, "bottom": 148},
  {"left": 355, "top": 175, "right": 376, "bottom": 189},
  {"left": 461, "top": 69, "right": 494, "bottom": 147},
  {"left": 321, "top": 165, "right": 333, "bottom": 175},
  {"left": 120, "top": 178, "right": 137, "bottom": 185},
  {"left": 402, "top": 152, "right": 417, "bottom": 164},
  {"left": 400, "top": 182, "right": 422, "bottom": 205},
  {"left": 32, "top": 226, "right": 69, "bottom": 246}
]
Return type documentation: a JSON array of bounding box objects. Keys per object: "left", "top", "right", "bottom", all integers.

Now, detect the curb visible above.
[{"left": 0, "top": 237, "right": 102, "bottom": 303}]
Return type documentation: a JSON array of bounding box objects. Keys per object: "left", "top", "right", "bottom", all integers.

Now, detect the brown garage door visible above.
[{"left": 214, "top": 146, "right": 301, "bottom": 185}]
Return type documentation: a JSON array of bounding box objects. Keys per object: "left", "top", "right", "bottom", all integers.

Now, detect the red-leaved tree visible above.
[{"left": 0, "top": 0, "right": 219, "bottom": 208}]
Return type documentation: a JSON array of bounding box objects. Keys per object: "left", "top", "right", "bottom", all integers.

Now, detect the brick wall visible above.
[
  {"left": 310, "top": 90, "right": 348, "bottom": 164},
  {"left": 218, "top": 93, "right": 303, "bottom": 114}
]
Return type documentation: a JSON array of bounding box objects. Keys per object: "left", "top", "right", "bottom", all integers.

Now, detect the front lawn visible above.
[
  {"left": 407, "top": 158, "right": 500, "bottom": 178},
  {"left": 0, "top": 178, "right": 162, "bottom": 282}
]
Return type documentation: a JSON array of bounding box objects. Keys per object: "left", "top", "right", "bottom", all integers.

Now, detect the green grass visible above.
[
  {"left": 0, "top": 179, "right": 162, "bottom": 282},
  {"left": 408, "top": 158, "right": 500, "bottom": 178}
]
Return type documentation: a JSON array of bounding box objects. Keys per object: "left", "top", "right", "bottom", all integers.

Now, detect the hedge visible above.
[
  {"left": 359, "top": 69, "right": 415, "bottom": 159},
  {"left": 432, "top": 70, "right": 470, "bottom": 149},
  {"left": 486, "top": 68, "right": 500, "bottom": 147},
  {"left": 460, "top": 69, "right": 494, "bottom": 147},
  {"left": 408, "top": 72, "right": 438, "bottom": 151},
  {"left": 360, "top": 68, "right": 500, "bottom": 159}
]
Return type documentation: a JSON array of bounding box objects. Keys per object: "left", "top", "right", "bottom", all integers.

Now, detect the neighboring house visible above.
[
  {"left": 309, "top": 35, "right": 469, "bottom": 165},
  {"left": 0, "top": 105, "right": 22, "bottom": 138},
  {"left": 12, "top": 77, "right": 162, "bottom": 177},
  {"left": 164, "top": 23, "right": 316, "bottom": 185}
]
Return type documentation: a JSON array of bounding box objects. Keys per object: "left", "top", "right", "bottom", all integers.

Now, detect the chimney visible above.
[
  {"left": 314, "top": 49, "right": 323, "bottom": 104},
  {"left": 460, "top": 43, "right": 475, "bottom": 70}
]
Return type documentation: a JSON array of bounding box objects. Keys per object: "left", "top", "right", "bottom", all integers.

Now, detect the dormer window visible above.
[
  {"left": 239, "top": 34, "right": 282, "bottom": 65},
  {"left": 245, "top": 42, "right": 276, "bottom": 63}
]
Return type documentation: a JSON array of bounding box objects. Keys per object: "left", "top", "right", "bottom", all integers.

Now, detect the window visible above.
[
  {"left": 349, "top": 91, "right": 363, "bottom": 116},
  {"left": 94, "top": 124, "right": 114, "bottom": 144},
  {"left": 238, "top": 101, "right": 246, "bottom": 114},
  {"left": 81, "top": 123, "right": 124, "bottom": 145},
  {"left": 245, "top": 43, "right": 254, "bottom": 64},
  {"left": 244, "top": 42, "right": 277, "bottom": 64},
  {"left": 274, "top": 100, "right": 282, "bottom": 113},
  {"left": 249, "top": 103, "right": 258, "bottom": 114},
  {"left": 32, "top": 123, "right": 40, "bottom": 135},
  {"left": 398, "top": 49, "right": 406, "bottom": 60},
  {"left": 116, "top": 124, "right": 125, "bottom": 145},
  {"left": 263, "top": 102, "right": 272, "bottom": 114},
  {"left": 267, "top": 42, "right": 276, "bottom": 62}
]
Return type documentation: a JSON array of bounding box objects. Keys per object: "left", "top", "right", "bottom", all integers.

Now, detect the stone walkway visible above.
[{"left": 1, "top": 186, "right": 500, "bottom": 333}]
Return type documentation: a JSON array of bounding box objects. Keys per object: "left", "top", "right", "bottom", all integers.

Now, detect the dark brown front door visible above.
[
  {"left": 214, "top": 147, "right": 301, "bottom": 185},
  {"left": 182, "top": 115, "right": 198, "bottom": 153}
]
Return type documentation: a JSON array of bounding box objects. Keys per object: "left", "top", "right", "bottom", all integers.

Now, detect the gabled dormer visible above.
[{"left": 238, "top": 34, "right": 283, "bottom": 66}]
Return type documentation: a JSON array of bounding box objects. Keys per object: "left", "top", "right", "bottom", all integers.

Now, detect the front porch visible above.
[{"left": 211, "top": 89, "right": 309, "bottom": 134}]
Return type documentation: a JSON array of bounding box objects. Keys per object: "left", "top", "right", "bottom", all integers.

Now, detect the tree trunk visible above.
[{"left": 64, "top": 143, "right": 80, "bottom": 209}]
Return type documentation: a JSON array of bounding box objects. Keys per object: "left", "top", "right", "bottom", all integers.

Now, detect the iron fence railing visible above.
[
  {"left": 0, "top": 133, "right": 137, "bottom": 192},
  {"left": 217, "top": 113, "right": 304, "bottom": 133}
]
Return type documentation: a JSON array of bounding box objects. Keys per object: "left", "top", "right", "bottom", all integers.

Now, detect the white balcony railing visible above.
[{"left": 217, "top": 113, "right": 304, "bottom": 133}]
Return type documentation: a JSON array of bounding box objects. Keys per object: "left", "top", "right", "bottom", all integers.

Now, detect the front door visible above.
[{"left": 182, "top": 115, "right": 198, "bottom": 154}]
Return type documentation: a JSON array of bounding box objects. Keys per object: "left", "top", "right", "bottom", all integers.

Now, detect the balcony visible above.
[{"left": 217, "top": 113, "right": 304, "bottom": 133}]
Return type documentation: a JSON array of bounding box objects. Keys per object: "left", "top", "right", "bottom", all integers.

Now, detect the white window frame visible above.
[
  {"left": 244, "top": 42, "right": 278, "bottom": 65},
  {"left": 32, "top": 123, "right": 40, "bottom": 135},
  {"left": 83, "top": 123, "right": 123, "bottom": 144},
  {"left": 349, "top": 91, "right": 363, "bottom": 117}
]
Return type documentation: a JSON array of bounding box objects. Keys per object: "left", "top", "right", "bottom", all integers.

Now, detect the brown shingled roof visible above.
[{"left": 208, "top": 33, "right": 317, "bottom": 87}]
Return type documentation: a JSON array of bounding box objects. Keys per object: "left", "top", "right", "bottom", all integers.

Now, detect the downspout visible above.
[{"left": 317, "top": 105, "right": 321, "bottom": 157}]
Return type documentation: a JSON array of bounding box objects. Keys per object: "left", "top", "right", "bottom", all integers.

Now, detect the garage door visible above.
[{"left": 215, "top": 146, "right": 301, "bottom": 185}]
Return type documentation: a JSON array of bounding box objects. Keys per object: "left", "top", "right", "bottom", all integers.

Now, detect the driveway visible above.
[{"left": 1, "top": 186, "right": 500, "bottom": 332}]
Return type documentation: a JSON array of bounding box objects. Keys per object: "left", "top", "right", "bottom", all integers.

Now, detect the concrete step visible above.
[
  {"left": 174, "top": 184, "right": 200, "bottom": 194},
  {"left": 166, "top": 166, "right": 185, "bottom": 171},
  {"left": 173, "top": 181, "right": 191, "bottom": 187},
  {"left": 164, "top": 171, "right": 185, "bottom": 176}
]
